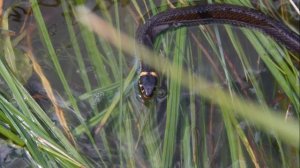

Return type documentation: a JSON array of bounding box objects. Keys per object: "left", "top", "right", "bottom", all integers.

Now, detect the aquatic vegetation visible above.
[{"left": 0, "top": 0, "right": 298, "bottom": 167}]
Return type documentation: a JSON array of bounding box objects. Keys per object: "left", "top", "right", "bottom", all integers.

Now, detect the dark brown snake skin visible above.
[{"left": 136, "top": 4, "right": 300, "bottom": 100}]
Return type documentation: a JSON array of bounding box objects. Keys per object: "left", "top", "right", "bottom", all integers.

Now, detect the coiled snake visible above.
[{"left": 136, "top": 4, "right": 300, "bottom": 100}]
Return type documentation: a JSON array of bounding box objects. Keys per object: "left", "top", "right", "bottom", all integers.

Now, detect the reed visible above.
[{"left": 0, "top": 0, "right": 298, "bottom": 167}]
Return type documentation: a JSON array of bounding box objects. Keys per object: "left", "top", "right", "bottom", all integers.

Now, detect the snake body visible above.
[{"left": 136, "top": 4, "right": 300, "bottom": 100}]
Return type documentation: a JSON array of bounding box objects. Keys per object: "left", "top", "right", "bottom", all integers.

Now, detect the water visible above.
[{"left": 1, "top": 0, "right": 299, "bottom": 167}]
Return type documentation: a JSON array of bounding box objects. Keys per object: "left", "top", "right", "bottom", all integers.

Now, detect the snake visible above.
[{"left": 136, "top": 4, "right": 300, "bottom": 100}]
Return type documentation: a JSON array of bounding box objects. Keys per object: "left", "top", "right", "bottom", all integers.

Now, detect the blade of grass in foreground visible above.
[
  {"left": 61, "top": 1, "right": 91, "bottom": 94},
  {"left": 186, "top": 43, "right": 202, "bottom": 167},
  {"left": 1, "top": 7, "right": 17, "bottom": 73},
  {"left": 76, "top": 6, "right": 299, "bottom": 148},
  {"left": 29, "top": 3, "right": 107, "bottom": 164},
  {"left": 29, "top": 0, "right": 76, "bottom": 143},
  {"left": 137, "top": 108, "right": 162, "bottom": 168},
  {"left": 217, "top": 27, "right": 261, "bottom": 168},
  {"left": 0, "top": 95, "right": 86, "bottom": 167},
  {"left": 245, "top": 31, "right": 299, "bottom": 110},
  {"left": 61, "top": 1, "right": 107, "bottom": 164},
  {"left": 0, "top": 57, "right": 89, "bottom": 166},
  {"left": 0, "top": 121, "right": 25, "bottom": 146},
  {"left": 162, "top": 28, "right": 186, "bottom": 167}
]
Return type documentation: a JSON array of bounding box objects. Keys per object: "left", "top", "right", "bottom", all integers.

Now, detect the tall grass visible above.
[{"left": 0, "top": 0, "right": 299, "bottom": 167}]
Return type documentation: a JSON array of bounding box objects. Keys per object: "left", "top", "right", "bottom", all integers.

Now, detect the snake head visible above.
[{"left": 138, "top": 71, "right": 158, "bottom": 100}]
